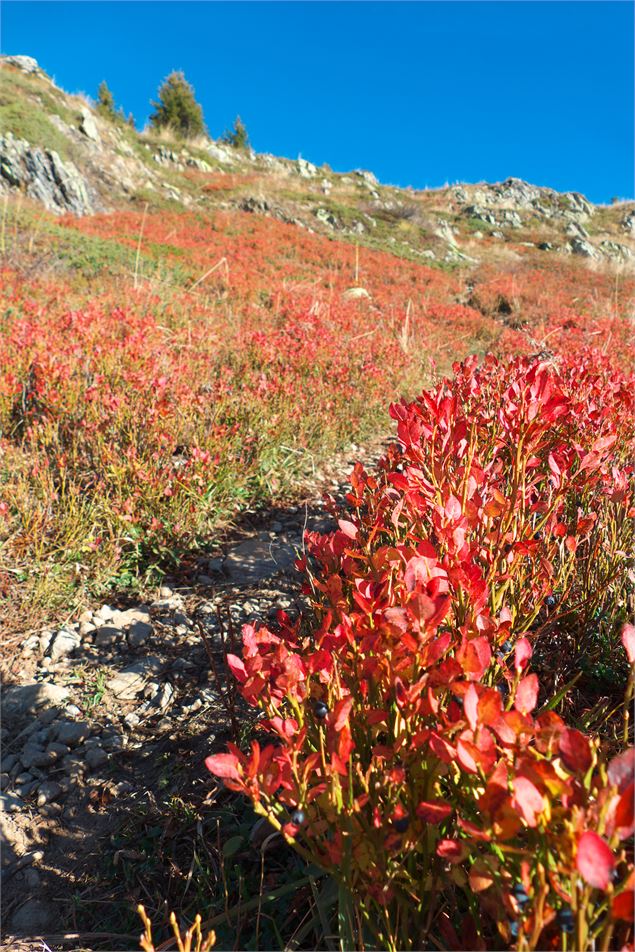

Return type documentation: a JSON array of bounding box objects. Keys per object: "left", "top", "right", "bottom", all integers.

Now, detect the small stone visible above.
[
  {"left": 123, "top": 712, "right": 140, "bottom": 729},
  {"left": 95, "top": 625, "right": 123, "bottom": 647},
  {"left": 64, "top": 704, "right": 82, "bottom": 718},
  {"left": 23, "top": 633, "right": 41, "bottom": 654},
  {"left": 270, "top": 521, "right": 283, "bottom": 532},
  {"left": 78, "top": 609, "right": 93, "bottom": 624},
  {"left": 150, "top": 682, "right": 174, "bottom": 710},
  {"left": 85, "top": 747, "right": 108, "bottom": 770},
  {"left": 127, "top": 620, "right": 152, "bottom": 648},
  {"left": 2, "top": 681, "right": 70, "bottom": 718},
  {"left": 39, "top": 631, "right": 53, "bottom": 654},
  {"left": 107, "top": 656, "right": 163, "bottom": 700},
  {"left": 9, "top": 897, "right": 57, "bottom": 933},
  {"left": 95, "top": 603, "right": 115, "bottom": 622},
  {"left": 50, "top": 628, "right": 81, "bottom": 661},
  {"left": 197, "top": 574, "right": 213, "bottom": 585},
  {"left": 45, "top": 741, "right": 68, "bottom": 757},
  {"left": 1, "top": 753, "right": 17, "bottom": 773},
  {"left": 37, "top": 780, "right": 62, "bottom": 806},
  {"left": 55, "top": 720, "right": 90, "bottom": 747},
  {"left": 79, "top": 621, "right": 95, "bottom": 637},
  {"left": 15, "top": 772, "right": 34, "bottom": 785},
  {"left": 0, "top": 792, "right": 25, "bottom": 812},
  {"left": 25, "top": 868, "right": 42, "bottom": 888},
  {"left": 20, "top": 746, "right": 55, "bottom": 769},
  {"left": 16, "top": 780, "right": 38, "bottom": 798},
  {"left": 160, "top": 585, "right": 173, "bottom": 597},
  {"left": 0, "top": 773, "right": 9, "bottom": 790}
]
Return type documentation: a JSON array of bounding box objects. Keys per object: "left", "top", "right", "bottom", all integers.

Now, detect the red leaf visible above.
[
  {"left": 331, "top": 696, "right": 354, "bottom": 732},
  {"left": 615, "top": 782, "right": 635, "bottom": 839},
  {"left": 559, "top": 728, "right": 593, "bottom": 774},
  {"left": 608, "top": 748, "right": 635, "bottom": 792},
  {"left": 512, "top": 776, "right": 544, "bottom": 827},
  {"left": 463, "top": 636, "right": 492, "bottom": 681},
  {"left": 514, "top": 637, "right": 533, "bottom": 674},
  {"left": 337, "top": 519, "right": 358, "bottom": 540},
  {"left": 226, "top": 653, "right": 248, "bottom": 683},
  {"left": 576, "top": 831, "right": 615, "bottom": 890},
  {"left": 436, "top": 839, "right": 467, "bottom": 863},
  {"left": 464, "top": 684, "right": 479, "bottom": 732},
  {"left": 417, "top": 800, "right": 453, "bottom": 823},
  {"left": 205, "top": 752, "right": 242, "bottom": 781},
  {"left": 622, "top": 623, "right": 635, "bottom": 664},
  {"left": 515, "top": 674, "right": 539, "bottom": 714}
]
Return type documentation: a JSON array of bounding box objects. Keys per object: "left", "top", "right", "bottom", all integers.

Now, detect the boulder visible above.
[
  {"left": 0, "top": 132, "right": 95, "bottom": 215},
  {"left": 79, "top": 108, "right": 100, "bottom": 143}
]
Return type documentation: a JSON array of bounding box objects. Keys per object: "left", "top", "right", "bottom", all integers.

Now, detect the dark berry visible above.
[
  {"left": 313, "top": 701, "right": 329, "bottom": 719},
  {"left": 512, "top": 883, "right": 529, "bottom": 906},
  {"left": 509, "top": 921, "right": 519, "bottom": 939},
  {"left": 291, "top": 809, "right": 305, "bottom": 825},
  {"left": 557, "top": 908, "right": 574, "bottom": 934},
  {"left": 545, "top": 595, "right": 557, "bottom": 609},
  {"left": 496, "top": 682, "right": 510, "bottom": 699},
  {"left": 392, "top": 815, "right": 410, "bottom": 833}
]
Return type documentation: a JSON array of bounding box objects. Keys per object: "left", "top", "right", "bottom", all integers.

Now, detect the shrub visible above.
[
  {"left": 149, "top": 71, "right": 206, "bottom": 140},
  {"left": 221, "top": 115, "right": 250, "bottom": 151},
  {"left": 207, "top": 351, "right": 635, "bottom": 951}
]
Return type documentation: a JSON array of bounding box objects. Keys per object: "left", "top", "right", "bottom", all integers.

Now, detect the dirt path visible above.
[{"left": 1, "top": 439, "right": 388, "bottom": 951}]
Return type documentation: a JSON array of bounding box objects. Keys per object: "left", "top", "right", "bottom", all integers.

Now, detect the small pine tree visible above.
[
  {"left": 221, "top": 116, "right": 250, "bottom": 151},
  {"left": 96, "top": 81, "right": 116, "bottom": 118},
  {"left": 149, "top": 71, "right": 206, "bottom": 139}
]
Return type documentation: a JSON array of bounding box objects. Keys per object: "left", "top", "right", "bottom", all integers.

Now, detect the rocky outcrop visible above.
[
  {"left": 0, "top": 132, "right": 97, "bottom": 215},
  {"left": 452, "top": 177, "right": 594, "bottom": 225}
]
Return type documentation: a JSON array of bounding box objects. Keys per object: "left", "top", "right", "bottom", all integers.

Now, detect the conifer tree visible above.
[
  {"left": 221, "top": 116, "right": 250, "bottom": 151},
  {"left": 149, "top": 72, "right": 206, "bottom": 139}
]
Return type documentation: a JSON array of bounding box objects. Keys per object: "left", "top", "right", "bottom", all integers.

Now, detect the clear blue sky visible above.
[{"left": 2, "top": 1, "right": 633, "bottom": 202}]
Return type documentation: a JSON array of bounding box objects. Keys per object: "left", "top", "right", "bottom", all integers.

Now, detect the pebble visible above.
[
  {"left": 16, "top": 780, "right": 38, "bottom": 798},
  {"left": 20, "top": 747, "right": 55, "bottom": 769},
  {"left": 55, "top": 720, "right": 91, "bottom": 747},
  {"left": 2, "top": 753, "right": 17, "bottom": 773},
  {"left": 15, "top": 772, "right": 34, "bottom": 786},
  {"left": 46, "top": 741, "right": 69, "bottom": 758},
  {"left": 65, "top": 704, "right": 82, "bottom": 718},
  {"left": 79, "top": 621, "right": 96, "bottom": 637},
  {"left": 95, "top": 603, "right": 115, "bottom": 622},
  {"left": 0, "top": 773, "right": 8, "bottom": 790},
  {"left": 9, "top": 897, "right": 57, "bottom": 933},
  {"left": 0, "top": 793, "right": 25, "bottom": 812},
  {"left": 85, "top": 747, "right": 108, "bottom": 770},
  {"left": 95, "top": 625, "right": 123, "bottom": 647},
  {"left": 160, "top": 585, "right": 173, "bottom": 598},
  {"left": 39, "top": 801, "right": 63, "bottom": 817},
  {"left": 37, "top": 780, "right": 62, "bottom": 806},
  {"left": 127, "top": 620, "right": 152, "bottom": 648},
  {"left": 50, "top": 628, "right": 81, "bottom": 661},
  {"left": 123, "top": 712, "right": 140, "bottom": 729},
  {"left": 23, "top": 633, "right": 41, "bottom": 654}
]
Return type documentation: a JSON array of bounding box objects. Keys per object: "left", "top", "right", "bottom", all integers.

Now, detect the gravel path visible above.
[{"left": 1, "top": 439, "right": 388, "bottom": 949}]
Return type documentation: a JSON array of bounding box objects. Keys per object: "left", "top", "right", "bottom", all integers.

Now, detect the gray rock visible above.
[
  {"left": 79, "top": 108, "right": 100, "bottom": 142},
  {"left": 9, "top": 896, "right": 57, "bottom": 934},
  {"left": 224, "top": 531, "right": 297, "bottom": 583},
  {"left": 600, "top": 239, "right": 633, "bottom": 261},
  {"left": 36, "top": 780, "right": 62, "bottom": 805},
  {"left": 94, "top": 625, "right": 123, "bottom": 647},
  {"left": 296, "top": 157, "right": 318, "bottom": 178},
  {"left": 0, "top": 132, "right": 96, "bottom": 215},
  {"left": 127, "top": 620, "right": 152, "bottom": 648},
  {"left": 150, "top": 682, "right": 174, "bottom": 710},
  {"left": 54, "top": 720, "right": 90, "bottom": 747},
  {"left": 569, "top": 237, "right": 601, "bottom": 260},
  {"left": 622, "top": 210, "right": 635, "bottom": 233},
  {"left": 1, "top": 55, "right": 44, "bottom": 75},
  {"left": 49, "top": 627, "right": 81, "bottom": 661},
  {"left": 315, "top": 207, "right": 337, "bottom": 227},
  {"left": 354, "top": 169, "right": 378, "bottom": 186},
  {"left": 0, "top": 792, "right": 25, "bottom": 812},
  {"left": 2, "top": 680, "right": 70, "bottom": 718},
  {"left": 1, "top": 753, "right": 17, "bottom": 773},
  {"left": 85, "top": 747, "right": 108, "bottom": 770},
  {"left": 20, "top": 745, "right": 56, "bottom": 769},
  {"left": 107, "top": 656, "right": 163, "bottom": 700},
  {"left": 45, "top": 741, "right": 69, "bottom": 758}
]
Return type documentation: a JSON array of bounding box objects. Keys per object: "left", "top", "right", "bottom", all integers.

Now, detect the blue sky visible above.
[{"left": 2, "top": 1, "right": 633, "bottom": 202}]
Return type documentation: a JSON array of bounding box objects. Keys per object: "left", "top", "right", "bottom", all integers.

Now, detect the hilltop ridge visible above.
[{"left": 1, "top": 53, "right": 634, "bottom": 268}]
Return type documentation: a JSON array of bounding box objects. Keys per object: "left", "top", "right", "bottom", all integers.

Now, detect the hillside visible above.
[
  {"left": 1, "top": 54, "right": 634, "bottom": 266},
  {"left": 1, "top": 53, "right": 634, "bottom": 952}
]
